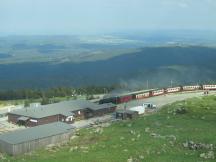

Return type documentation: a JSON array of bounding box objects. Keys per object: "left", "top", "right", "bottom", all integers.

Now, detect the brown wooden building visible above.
[
  {"left": 115, "top": 110, "right": 138, "bottom": 120},
  {"left": 8, "top": 100, "right": 116, "bottom": 127}
]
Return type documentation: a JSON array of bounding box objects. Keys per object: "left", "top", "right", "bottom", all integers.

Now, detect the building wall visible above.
[
  {"left": 8, "top": 113, "right": 59, "bottom": 127},
  {"left": 0, "top": 140, "right": 12, "bottom": 155},
  {"left": 36, "top": 115, "right": 60, "bottom": 126},
  {"left": 8, "top": 106, "right": 115, "bottom": 127},
  {"left": 27, "top": 115, "right": 75, "bottom": 127},
  {"left": 58, "top": 115, "right": 74, "bottom": 124},
  {"left": 8, "top": 113, "right": 20, "bottom": 124},
  {"left": 115, "top": 111, "right": 138, "bottom": 120},
  {"left": 8, "top": 113, "right": 73, "bottom": 127},
  {"left": 115, "top": 112, "right": 127, "bottom": 120},
  {"left": 26, "top": 119, "right": 38, "bottom": 127},
  {"left": 8, "top": 131, "right": 73, "bottom": 155},
  {"left": 127, "top": 112, "right": 138, "bottom": 119},
  {"left": 73, "top": 109, "right": 87, "bottom": 120},
  {"left": 93, "top": 106, "right": 116, "bottom": 117}
]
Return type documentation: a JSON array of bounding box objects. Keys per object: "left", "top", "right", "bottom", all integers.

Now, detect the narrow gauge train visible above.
[
  {"left": 99, "top": 84, "right": 216, "bottom": 104},
  {"left": 99, "top": 89, "right": 153, "bottom": 104},
  {"left": 99, "top": 93, "right": 132, "bottom": 105}
]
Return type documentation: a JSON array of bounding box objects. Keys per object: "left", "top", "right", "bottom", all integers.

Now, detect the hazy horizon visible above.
[
  {"left": 1, "top": 0, "right": 216, "bottom": 35},
  {"left": 1, "top": 29, "right": 216, "bottom": 38}
]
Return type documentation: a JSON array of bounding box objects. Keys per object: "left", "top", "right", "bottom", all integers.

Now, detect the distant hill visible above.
[
  {"left": 0, "top": 32, "right": 216, "bottom": 64},
  {"left": 0, "top": 46, "right": 216, "bottom": 90}
]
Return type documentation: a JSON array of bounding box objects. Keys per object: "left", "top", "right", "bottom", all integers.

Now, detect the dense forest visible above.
[
  {"left": 0, "top": 46, "right": 216, "bottom": 90},
  {"left": 0, "top": 86, "right": 117, "bottom": 101}
]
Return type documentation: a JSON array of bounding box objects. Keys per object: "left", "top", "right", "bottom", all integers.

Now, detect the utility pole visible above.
[
  {"left": 146, "top": 80, "right": 149, "bottom": 89},
  {"left": 171, "top": 80, "right": 173, "bottom": 88}
]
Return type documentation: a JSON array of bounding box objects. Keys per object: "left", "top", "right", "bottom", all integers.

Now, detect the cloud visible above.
[
  {"left": 178, "top": 2, "right": 189, "bottom": 8},
  {"left": 162, "top": 0, "right": 190, "bottom": 8},
  {"left": 206, "top": 0, "right": 216, "bottom": 6}
]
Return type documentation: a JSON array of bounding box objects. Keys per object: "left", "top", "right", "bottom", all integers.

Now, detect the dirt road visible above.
[{"left": 124, "top": 90, "right": 216, "bottom": 109}]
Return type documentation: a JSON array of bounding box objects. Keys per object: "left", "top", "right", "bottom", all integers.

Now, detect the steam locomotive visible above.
[{"left": 99, "top": 84, "right": 216, "bottom": 104}]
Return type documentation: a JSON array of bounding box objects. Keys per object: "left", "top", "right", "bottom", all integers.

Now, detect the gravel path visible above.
[{"left": 123, "top": 91, "right": 216, "bottom": 109}]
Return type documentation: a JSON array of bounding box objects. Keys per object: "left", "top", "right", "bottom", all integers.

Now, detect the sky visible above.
[{"left": 0, "top": 0, "right": 215, "bottom": 35}]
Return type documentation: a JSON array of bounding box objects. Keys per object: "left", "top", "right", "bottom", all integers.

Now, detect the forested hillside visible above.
[{"left": 0, "top": 46, "right": 216, "bottom": 89}]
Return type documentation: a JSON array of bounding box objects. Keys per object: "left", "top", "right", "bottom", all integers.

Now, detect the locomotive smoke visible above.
[{"left": 115, "top": 65, "right": 215, "bottom": 92}]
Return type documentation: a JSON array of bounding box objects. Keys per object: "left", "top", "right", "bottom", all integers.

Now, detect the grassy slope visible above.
[{"left": 4, "top": 95, "right": 216, "bottom": 162}]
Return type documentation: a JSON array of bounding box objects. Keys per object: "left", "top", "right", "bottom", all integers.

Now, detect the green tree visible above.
[
  {"left": 24, "top": 100, "right": 30, "bottom": 107},
  {"left": 41, "top": 97, "right": 50, "bottom": 105}
]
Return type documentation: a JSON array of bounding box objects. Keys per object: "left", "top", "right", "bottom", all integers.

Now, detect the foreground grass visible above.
[{"left": 3, "top": 95, "right": 216, "bottom": 162}]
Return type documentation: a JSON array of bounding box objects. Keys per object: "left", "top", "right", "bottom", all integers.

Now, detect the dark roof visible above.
[
  {"left": 17, "top": 116, "right": 29, "bottom": 121},
  {"left": 8, "top": 100, "right": 115, "bottom": 119},
  {"left": 0, "top": 122, "right": 75, "bottom": 145},
  {"left": 8, "top": 100, "right": 96, "bottom": 119},
  {"left": 89, "top": 103, "right": 116, "bottom": 111},
  {"left": 116, "top": 109, "right": 138, "bottom": 114}
]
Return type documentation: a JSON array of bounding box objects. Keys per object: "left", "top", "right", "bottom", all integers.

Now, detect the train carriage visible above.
[
  {"left": 117, "top": 95, "right": 133, "bottom": 104},
  {"left": 131, "top": 89, "right": 155, "bottom": 100},
  {"left": 203, "top": 85, "right": 216, "bottom": 90},
  {"left": 166, "top": 87, "right": 181, "bottom": 93},
  {"left": 182, "top": 85, "right": 201, "bottom": 91},
  {"left": 135, "top": 92, "right": 150, "bottom": 99},
  {"left": 151, "top": 89, "right": 165, "bottom": 96}
]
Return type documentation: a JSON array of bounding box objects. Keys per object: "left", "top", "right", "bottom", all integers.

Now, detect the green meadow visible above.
[{"left": 3, "top": 95, "right": 216, "bottom": 162}]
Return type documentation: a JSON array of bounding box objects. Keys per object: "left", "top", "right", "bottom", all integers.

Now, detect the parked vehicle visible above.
[
  {"left": 129, "top": 105, "right": 145, "bottom": 114},
  {"left": 143, "top": 103, "right": 156, "bottom": 109}
]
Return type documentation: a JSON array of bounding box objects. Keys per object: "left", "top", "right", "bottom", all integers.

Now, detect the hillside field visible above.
[{"left": 2, "top": 95, "right": 216, "bottom": 162}]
